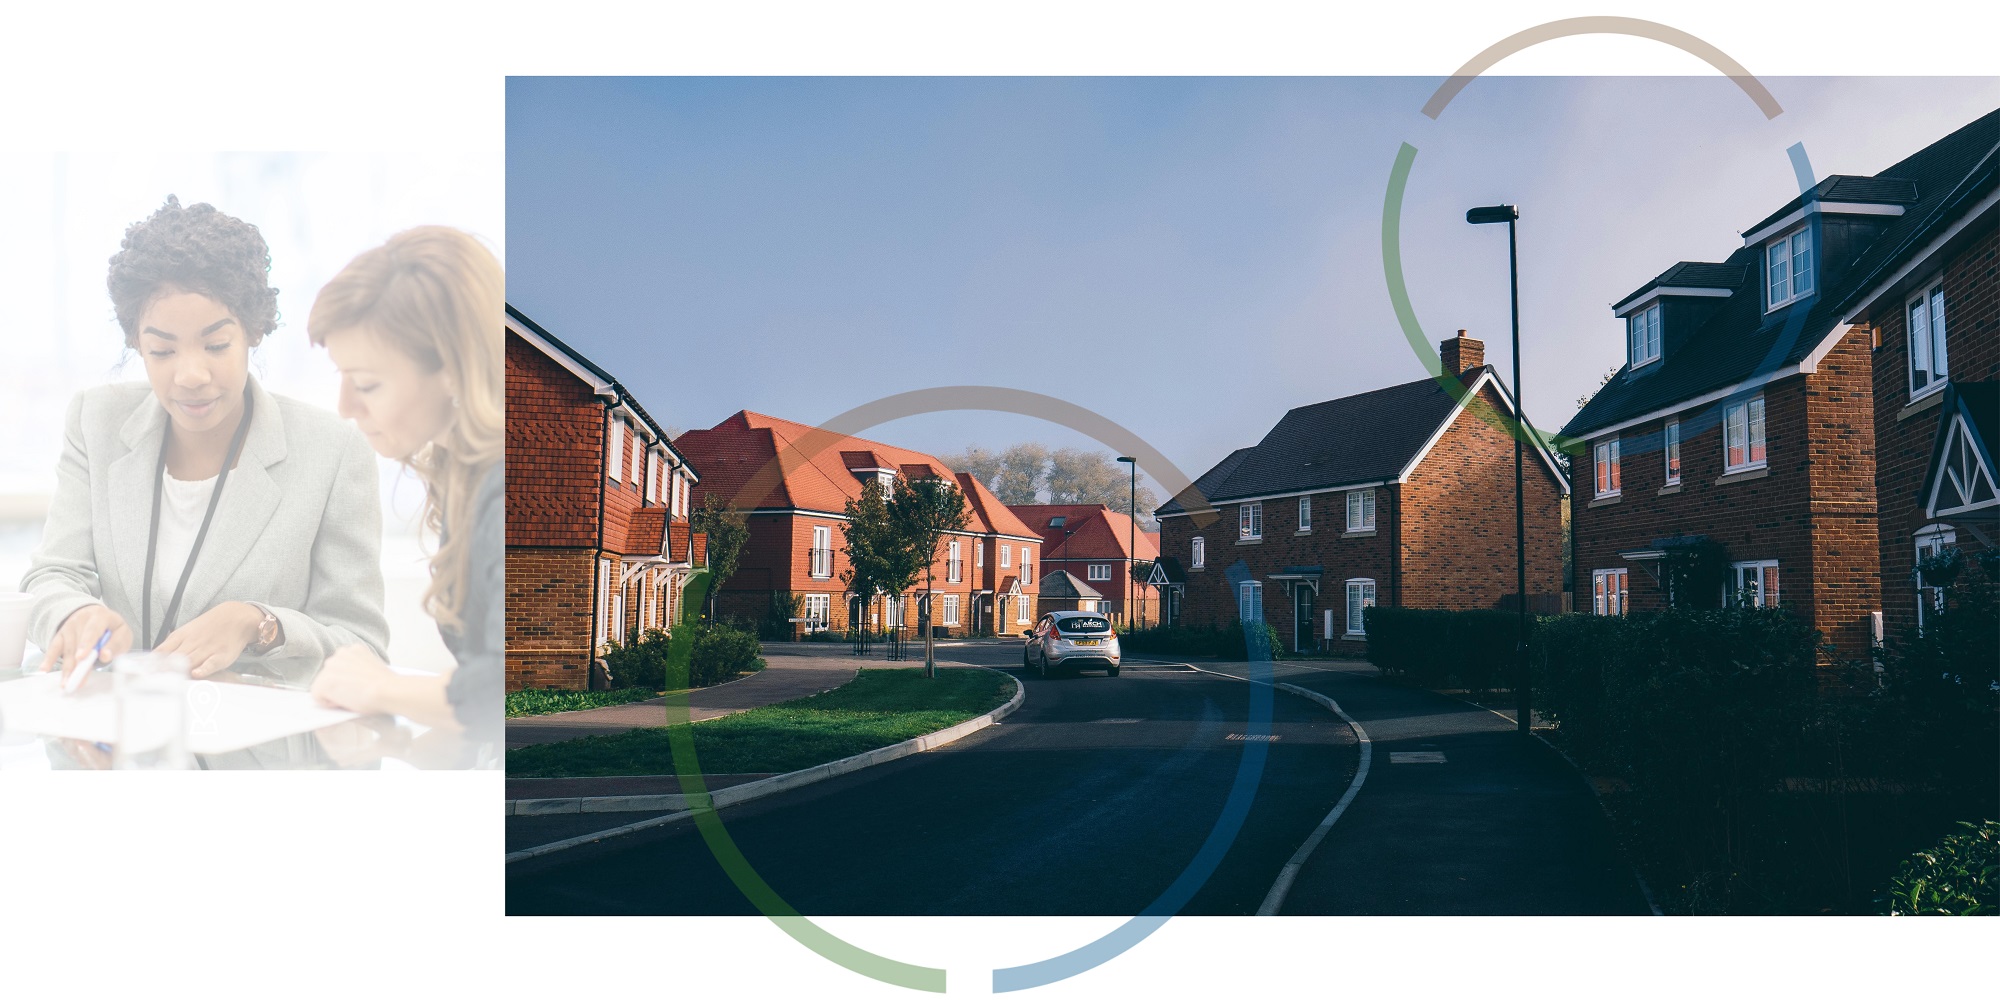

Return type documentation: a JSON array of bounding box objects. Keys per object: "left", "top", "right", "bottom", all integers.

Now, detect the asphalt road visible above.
[
  {"left": 507, "top": 643, "right": 1358, "bottom": 916},
  {"left": 506, "top": 642, "right": 1650, "bottom": 917}
]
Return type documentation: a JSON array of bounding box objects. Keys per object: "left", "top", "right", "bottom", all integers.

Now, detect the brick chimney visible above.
[{"left": 1440, "top": 329, "right": 1484, "bottom": 377}]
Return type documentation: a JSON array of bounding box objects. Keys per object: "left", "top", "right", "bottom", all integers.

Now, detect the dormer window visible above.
[
  {"left": 1765, "top": 227, "right": 1814, "bottom": 310},
  {"left": 876, "top": 470, "right": 894, "bottom": 490},
  {"left": 1628, "top": 304, "right": 1662, "bottom": 367}
]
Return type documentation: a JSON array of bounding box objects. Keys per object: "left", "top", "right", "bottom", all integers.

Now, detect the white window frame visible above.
[
  {"left": 1238, "top": 581, "right": 1264, "bottom": 623},
  {"left": 810, "top": 525, "right": 832, "bottom": 579},
  {"left": 1724, "top": 396, "right": 1767, "bottom": 473},
  {"left": 947, "top": 539, "right": 962, "bottom": 583},
  {"left": 607, "top": 418, "right": 624, "bottom": 481},
  {"left": 1765, "top": 226, "right": 1815, "bottom": 311},
  {"left": 1298, "top": 496, "right": 1312, "bottom": 532},
  {"left": 595, "top": 559, "right": 613, "bottom": 643},
  {"left": 1239, "top": 502, "right": 1263, "bottom": 540},
  {"left": 1628, "top": 303, "right": 1662, "bottom": 368},
  {"left": 975, "top": 540, "right": 984, "bottom": 568},
  {"left": 1191, "top": 536, "right": 1205, "bottom": 569},
  {"left": 1914, "top": 524, "right": 1957, "bottom": 632},
  {"left": 804, "top": 593, "right": 831, "bottom": 630},
  {"left": 1591, "top": 568, "right": 1629, "bottom": 616},
  {"left": 1015, "top": 595, "right": 1032, "bottom": 624},
  {"left": 941, "top": 594, "right": 960, "bottom": 626},
  {"left": 1906, "top": 279, "right": 1949, "bottom": 402},
  {"left": 1728, "top": 559, "right": 1781, "bottom": 608},
  {"left": 1344, "top": 579, "right": 1375, "bottom": 636},
  {"left": 999, "top": 543, "right": 1011, "bottom": 568},
  {"left": 1345, "top": 489, "right": 1376, "bottom": 531},
  {"left": 1087, "top": 563, "right": 1111, "bottom": 582},
  {"left": 1021, "top": 552, "right": 1031, "bottom": 580},
  {"left": 645, "top": 451, "right": 658, "bottom": 502},
  {"left": 1594, "top": 438, "right": 1621, "bottom": 498},
  {"left": 1663, "top": 419, "right": 1682, "bottom": 485}
]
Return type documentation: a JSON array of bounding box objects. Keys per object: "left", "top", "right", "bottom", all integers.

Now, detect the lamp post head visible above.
[
  {"left": 1466, "top": 204, "right": 1518, "bottom": 225},
  {"left": 1115, "top": 456, "right": 1135, "bottom": 464}
]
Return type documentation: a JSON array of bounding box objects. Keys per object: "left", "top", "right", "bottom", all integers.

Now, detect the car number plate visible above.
[{"left": 1072, "top": 638, "right": 1100, "bottom": 646}]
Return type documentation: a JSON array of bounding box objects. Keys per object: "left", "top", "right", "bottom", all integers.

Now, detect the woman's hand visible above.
[
  {"left": 46, "top": 604, "right": 132, "bottom": 687},
  {"left": 310, "top": 643, "right": 394, "bottom": 715},
  {"left": 155, "top": 601, "right": 264, "bottom": 679}
]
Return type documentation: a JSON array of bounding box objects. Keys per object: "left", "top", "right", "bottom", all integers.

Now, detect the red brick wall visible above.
[
  {"left": 505, "top": 331, "right": 603, "bottom": 548},
  {"left": 1872, "top": 220, "right": 2000, "bottom": 640},
  {"left": 505, "top": 548, "right": 596, "bottom": 690},
  {"left": 1159, "top": 486, "right": 1398, "bottom": 655},
  {"left": 1401, "top": 382, "right": 1566, "bottom": 611},
  {"left": 1804, "top": 325, "right": 1882, "bottom": 658}
]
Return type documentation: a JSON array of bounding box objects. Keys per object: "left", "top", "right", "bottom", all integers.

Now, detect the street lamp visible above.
[
  {"left": 1116, "top": 456, "right": 1137, "bottom": 629},
  {"left": 1466, "top": 203, "right": 1531, "bottom": 736}
]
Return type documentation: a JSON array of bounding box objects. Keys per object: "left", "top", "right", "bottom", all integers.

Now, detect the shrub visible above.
[
  {"left": 1120, "top": 621, "right": 1285, "bottom": 660},
  {"left": 1365, "top": 607, "right": 1526, "bottom": 695},
  {"left": 605, "top": 623, "right": 766, "bottom": 690},
  {"left": 1879, "top": 820, "right": 1998, "bottom": 916}
]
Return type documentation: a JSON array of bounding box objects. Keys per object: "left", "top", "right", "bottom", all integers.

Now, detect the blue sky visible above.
[{"left": 507, "top": 76, "right": 2000, "bottom": 492}]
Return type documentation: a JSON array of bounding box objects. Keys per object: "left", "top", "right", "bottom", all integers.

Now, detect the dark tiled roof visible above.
[
  {"left": 1612, "top": 260, "right": 1750, "bottom": 311},
  {"left": 1566, "top": 107, "right": 2000, "bottom": 440},
  {"left": 1157, "top": 370, "right": 1483, "bottom": 514},
  {"left": 1924, "top": 381, "right": 1999, "bottom": 511},
  {"left": 1151, "top": 555, "right": 1186, "bottom": 586},
  {"left": 506, "top": 303, "right": 698, "bottom": 477},
  {"left": 1743, "top": 174, "right": 1923, "bottom": 235}
]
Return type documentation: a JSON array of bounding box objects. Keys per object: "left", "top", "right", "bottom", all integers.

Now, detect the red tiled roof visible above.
[
  {"left": 957, "top": 474, "right": 1040, "bottom": 539},
  {"left": 617, "top": 508, "right": 667, "bottom": 558},
  {"left": 679, "top": 411, "right": 966, "bottom": 514},
  {"left": 667, "top": 522, "right": 691, "bottom": 563},
  {"left": 691, "top": 531, "right": 708, "bottom": 567},
  {"left": 1007, "top": 504, "right": 1161, "bottom": 562}
]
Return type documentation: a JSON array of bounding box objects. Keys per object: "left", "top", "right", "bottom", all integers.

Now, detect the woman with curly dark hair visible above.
[{"left": 20, "top": 196, "right": 389, "bottom": 689}]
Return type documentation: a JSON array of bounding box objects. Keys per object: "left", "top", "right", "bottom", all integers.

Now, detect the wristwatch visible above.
[{"left": 245, "top": 602, "right": 283, "bottom": 655}]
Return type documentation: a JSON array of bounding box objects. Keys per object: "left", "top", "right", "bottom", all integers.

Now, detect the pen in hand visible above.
[{"left": 63, "top": 629, "right": 112, "bottom": 695}]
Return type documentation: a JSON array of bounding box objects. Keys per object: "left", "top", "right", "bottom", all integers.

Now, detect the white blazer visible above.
[{"left": 21, "top": 376, "right": 389, "bottom": 684}]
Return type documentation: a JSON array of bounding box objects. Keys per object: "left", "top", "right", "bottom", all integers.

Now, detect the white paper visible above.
[{"left": 0, "top": 671, "right": 359, "bottom": 754}]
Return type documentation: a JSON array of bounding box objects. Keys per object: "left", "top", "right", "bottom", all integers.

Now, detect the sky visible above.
[{"left": 506, "top": 76, "right": 2000, "bottom": 495}]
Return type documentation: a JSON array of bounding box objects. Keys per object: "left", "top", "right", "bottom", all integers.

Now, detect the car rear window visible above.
[{"left": 1056, "top": 616, "right": 1111, "bottom": 634}]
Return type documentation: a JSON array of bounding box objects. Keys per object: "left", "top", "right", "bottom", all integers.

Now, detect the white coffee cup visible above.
[{"left": 0, "top": 592, "right": 34, "bottom": 672}]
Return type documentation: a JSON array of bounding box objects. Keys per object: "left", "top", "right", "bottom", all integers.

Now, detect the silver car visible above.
[{"left": 1022, "top": 611, "right": 1122, "bottom": 677}]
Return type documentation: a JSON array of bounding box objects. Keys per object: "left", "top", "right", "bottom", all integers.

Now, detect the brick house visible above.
[
  {"left": 505, "top": 305, "right": 704, "bottom": 691},
  {"left": 1008, "top": 504, "right": 1162, "bottom": 628},
  {"left": 1155, "top": 333, "right": 1568, "bottom": 655},
  {"left": 674, "top": 411, "right": 1042, "bottom": 637},
  {"left": 1561, "top": 107, "right": 1997, "bottom": 661}
]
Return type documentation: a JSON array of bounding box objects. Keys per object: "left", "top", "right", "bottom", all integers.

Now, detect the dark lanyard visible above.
[{"left": 142, "top": 386, "right": 256, "bottom": 649}]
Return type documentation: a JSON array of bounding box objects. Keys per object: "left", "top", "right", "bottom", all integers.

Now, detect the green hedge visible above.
[
  {"left": 1529, "top": 570, "right": 1998, "bottom": 913},
  {"left": 1364, "top": 606, "right": 1526, "bottom": 695},
  {"left": 606, "top": 623, "right": 766, "bottom": 690},
  {"left": 1120, "top": 621, "right": 1285, "bottom": 660},
  {"left": 1879, "top": 820, "right": 1998, "bottom": 916}
]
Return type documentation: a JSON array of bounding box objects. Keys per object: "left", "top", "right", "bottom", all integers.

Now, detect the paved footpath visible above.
[
  {"left": 504, "top": 644, "right": 869, "bottom": 751},
  {"left": 1201, "top": 658, "right": 1652, "bottom": 915}
]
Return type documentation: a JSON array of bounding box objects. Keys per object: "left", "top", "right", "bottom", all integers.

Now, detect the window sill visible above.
[
  {"left": 1716, "top": 467, "right": 1769, "bottom": 486},
  {"left": 1344, "top": 632, "right": 1366, "bottom": 639},
  {"left": 1658, "top": 483, "right": 1682, "bottom": 496},
  {"left": 1343, "top": 528, "right": 1377, "bottom": 538},
  {"left": 1237, "top": 538, "right": 1263, "bottom": 545},
  {"left": 1296, "top": 529, "right": 1312, "bottom": 536},
  {"left": 1587, "top": 494, "right": 1622, "bottom": 508},
  {"left": 1897, "top": 388, "right": 1946, "bottom": 422},
  {"left": 1190, "top": 566, "right": 1206, "bottom": 572}
]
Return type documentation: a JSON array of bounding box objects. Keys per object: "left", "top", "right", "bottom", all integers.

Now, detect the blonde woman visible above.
[
  {"left": 24, "top": 197, "right": 388, "bottom": 686},
  {"left": 306, "top": 227, "right": 502, "bottom": 734}
]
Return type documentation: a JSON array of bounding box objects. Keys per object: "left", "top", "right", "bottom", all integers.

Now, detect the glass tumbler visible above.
[{"left": 113, "top": 652, "right": 193, "bottom": 770}]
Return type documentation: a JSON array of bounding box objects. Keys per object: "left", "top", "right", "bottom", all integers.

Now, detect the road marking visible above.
[
  {"left": 1389, "top": 751, "right": 1446, "bottom": 764},
  {"left": 1091, "top": 718, "right": 1143, "bottom": 724},
  {"left": 1225, "top": 733, "right": 1281, "bottom": 742},
  {"left": 1171, "top": 661, "right": 1374, "bottom": 918}
]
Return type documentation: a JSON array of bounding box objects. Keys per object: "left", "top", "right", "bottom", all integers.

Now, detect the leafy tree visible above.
[
  {"left": 690, "top": 494, "right": 748, "bottom": 619},
  {"left": 841, "top": 478, "right": 922, "bottom": 628},
  {"left": 889, "top": 475, "right": 969, "bottom": 676},
  {"left": 1047, "top": 447, "right": 1158, "bottom": 519},
  {"left": 990, "top": 443, "right": 1051, "bottom": 504}
]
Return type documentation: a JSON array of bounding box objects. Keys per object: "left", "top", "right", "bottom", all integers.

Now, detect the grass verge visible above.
[
  {"left": 507, "top": 688, "right": 668, "bottom": 718},
  {"left": 506, "top": 667, "right": 1013, "bottom": 777}
]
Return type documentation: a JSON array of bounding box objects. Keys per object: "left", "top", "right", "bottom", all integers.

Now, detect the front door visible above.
[{"left": 1294, "top": 586, "right": 1314, "bottom": 653}]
